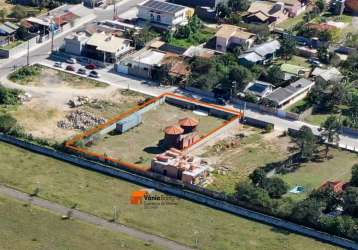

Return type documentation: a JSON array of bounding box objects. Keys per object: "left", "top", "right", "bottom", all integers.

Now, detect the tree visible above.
[
  {"left": 342, "top": 187, "right": 358, "bottom": 217},
  {"left": 228, "top": 0, "right": 250, "bottom": 12},
  {"left": 249, "top": 168, "right": 266, "bottom": 186},
  {"left": 295, "top": 125, "right": 317, "bottom": 161},
  {"left": 265, "top": 65, "right": 283, "bottom": 87},
  {"left": 320, "top": 116, "right": 341, "bottom": 158},
  {"left": 279, "top": 36, "right": 297, "bottom": 60},
  {"left": 315, "top": 0, "right": 326, "bottom": 12},
  {"left": 235, "top": 182, "right": 272, "bottom": 208},
  {"left": 291, "top": 198, "right": 325, "bottom": 226},
  {"left": 0, "top": 114, "right": 18, "bottom": 133},
  {"left": 261, "top": 177, "right": 289, "bottom": 198},
  {"left": 309, "top": 187, "right": 341, "bottom": 213},
  {"left": 0, "top": 9, "right": 7, "bottom": 22},
  {"left": 216, "top": 3, "right": 230, "bottom": 18},
  {"left": 317, "top": 46, "right": 329, "bottom": 63},
  {"left": 351, "top": 164, "right": 358, "bottom": 187}
]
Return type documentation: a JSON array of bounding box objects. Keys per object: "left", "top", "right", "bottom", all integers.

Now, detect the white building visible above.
[{"left": 137, "top": 0, "right": 192, "bottom": 29}]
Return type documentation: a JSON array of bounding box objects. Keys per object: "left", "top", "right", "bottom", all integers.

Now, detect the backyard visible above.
[
  {"left": 0, "top": 195, "right": 162, "bottom": 250},
  {"left": 0, "top": 141, "right": 341, "bottom": 250},
  {"left": 88, "top": 102, "right": 225, "bottom": 166}
]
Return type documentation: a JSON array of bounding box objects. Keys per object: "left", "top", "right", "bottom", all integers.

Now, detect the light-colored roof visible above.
[
  {"left": 86, "top": 32, "right": 130, "bottom": 53},
  {"left": 248, "top": 11, "right": 270, "bottom": 22},
  {"left": 311, "top": 67, "right": 343, "bottom": 81},
  {"left": 268, "top": 0, "right": 301, "bottom": 6},
  {"left": 26, "top": 17, "right": 50, "bottom": 26},
  {"left": 216, "top": 24, "right": 256, "bottom": 40},
  {"left": 249, "top": 40, "right": 281, "bottom": 56},
  {"left": 0, "top": 24, "right": 15, "bottom": 34},
  {"left": 239, "top": 52, "right": 263, "bottom": 62},
  {"left": 248, "top": 1, "right": 276, "bottom": 14}
]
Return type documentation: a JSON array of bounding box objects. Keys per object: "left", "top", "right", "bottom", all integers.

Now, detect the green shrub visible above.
[
  {"left": 0, "top": 114, "right": 18, "bottom": 133},
  {"left": 8, "top": 65, "right": 42, "bottom": 83},
  {"left": 0, "top": 86, "right": 22, "bottom": 105}
]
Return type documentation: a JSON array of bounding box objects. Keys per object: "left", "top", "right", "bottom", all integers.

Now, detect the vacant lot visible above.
[
  {"left": 0, "top": 195, "right": 162, "bottom": 250},
  {"left": 200, "top": 128, "right": 358, "bottom": 195},
  {"left": 88, "top": 103, "right": 225, "bottom": 166},
  {"left": 0, "top": 142, "right": 339, "bottom": 250},
  {"left": 9, "top": 65, "right": 108, "bottom": 89},
  {"left": 201, "top": 128, "right": 291, "bottom": 193}
]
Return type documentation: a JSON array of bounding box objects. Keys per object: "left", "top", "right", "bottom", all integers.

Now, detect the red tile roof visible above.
[
  {"left": 179, "top": 117, "right": 199, "bottom": 127},
  {"left": 320, "top": 181, "right": 348, "bottom": 193},
  {"left": 164, "top": 125, "right": 184, "bottom": 135}
]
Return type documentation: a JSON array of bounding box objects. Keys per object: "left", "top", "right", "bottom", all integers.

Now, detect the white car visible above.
[{"left": 66, "top": 58, "right": 77, "bottom": 64}]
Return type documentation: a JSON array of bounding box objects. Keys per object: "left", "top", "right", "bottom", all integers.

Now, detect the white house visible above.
[
  {"left": 215, "top": 24, "right": 256, "bottom": 52},
  {"left": 137, "top": 0, "right": 192, "bottom": 29}
]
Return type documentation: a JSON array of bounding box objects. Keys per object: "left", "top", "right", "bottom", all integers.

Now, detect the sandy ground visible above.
[{"left": 2, "top": 75, "right": 145, "bottom": 143}]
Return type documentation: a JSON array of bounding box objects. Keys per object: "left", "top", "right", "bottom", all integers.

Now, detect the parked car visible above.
[
  {"left": 54, "top": 62, "right": 62, "bottom": 68},
  {"left": 89, "top": 70, "right": 100, "bottom": 78},
  {"left": 85, "top": 64, "right": 96, "bottom": 70},
  {"left": 308, "top": 58, "right": 323, "bottom": 67},
  {"left": 66, "top": 58, "right": 77, "bottom": 64},
  {"left": 77, "top": 68, "right": 86, "bottom": 75},
  {"left": 66, "top": 65, "right": 75, "bottom": 71}
]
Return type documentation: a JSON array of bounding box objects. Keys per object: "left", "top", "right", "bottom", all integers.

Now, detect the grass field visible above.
[
  {"left": 169, "top": 28, "right": 216, "bottom": 48},
  {"left": 0, "top": 195, "right": 162, "bottom": 250},
  {"left": 204, "top": 128, "right": 290, "bottom": 194},
  {"left": 275, "top": 56, "right": 312, "bottom": 68},
  {"left": 280, "top": 148, "right": 357, "bottom": 198},
  {"left": 88, "top": 103, "right": 224, "bottom": 166},
  {"left": 277, "top": 12, "right": 306, "bottom": 30},
  {"left": 0, "top": 142, "right": 340, "bottom": 250},
  {"left": 9, "top": 65, "right": 108, "bottom": 88}
]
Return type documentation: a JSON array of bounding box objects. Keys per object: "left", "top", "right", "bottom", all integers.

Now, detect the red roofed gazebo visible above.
[
  {"left": 179, "top": 117, "right": 199, "bottom": 133},
  {"left": 164, "top": 125, "right": 184, "bottom": 148}
]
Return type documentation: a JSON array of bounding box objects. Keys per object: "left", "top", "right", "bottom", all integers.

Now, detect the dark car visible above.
[
  {"left": 66, "top": 65, "right": 75, "bottom": 71},
  {"left": 85, "top": 64, "right": 97, "bottom": 70},
  {"left": 77, "top": 68, "right": 86, "bottom": 75},
  {"left": 89, "top": 70, "right": 100, "bottom": 78}
]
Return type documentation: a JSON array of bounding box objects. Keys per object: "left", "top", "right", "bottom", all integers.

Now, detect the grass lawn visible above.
[
  {"left": 0, "top": 195, "right": 163, "bottom": 250},
  {"left": 285, "top": 98, "right": 312, "bottom": 113},
  {"left": 304, "top": 113, "right": 332, "bottom": 126},
  {"left": 1, "top": 40, "right": 23, "bottom": 50},
  {"left": 280, "top": 148, "right": 358, "bottom": 198},
  {"left": 9, "top": 65, "right": 108, "bottom": 88},
  {"left": 275, "top": 56, "right": 312, "bottom": 68},
  {"left": 0, "top": 141, "right": 340, "bottom": 250},
  {"left": 205, "top": 128, "right": 291, "bottom": 194},
  {"left": 88, "top": 103, "right": 225, "bottom": 166},
  {"left": 169, "top": 28, "right": 216, "bottom": 48},
  {"left": 277, "top": 12, "right": 305, "bottom": 30}
]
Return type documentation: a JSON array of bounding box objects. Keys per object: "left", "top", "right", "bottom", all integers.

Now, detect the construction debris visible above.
[
  {"left": 68, "top": 96, "right": 90, "bottom": 108},
  {"left": 57, "top": 110, "right": 106, "bottom": 130}
]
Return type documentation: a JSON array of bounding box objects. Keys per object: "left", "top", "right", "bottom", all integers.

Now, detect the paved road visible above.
[{"left": 0, "top": 184, "right": 192, "bottom": 250}]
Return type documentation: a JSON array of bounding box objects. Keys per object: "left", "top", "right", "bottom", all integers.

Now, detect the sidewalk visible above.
[{"left": 0, "top": 184, "right": 192, "bottom": 250}]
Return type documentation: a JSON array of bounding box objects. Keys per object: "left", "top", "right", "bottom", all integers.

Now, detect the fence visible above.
[
  {"left": 0, "top": 133, "right": 357, "bottom": 249},
  {"left": 232, "top": 99, "right": 300, "bottom": 121},
  {"left": 0, "top": 35, "right": 39, "bottom": 59}
]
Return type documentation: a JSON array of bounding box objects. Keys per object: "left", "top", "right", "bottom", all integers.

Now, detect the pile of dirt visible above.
[{"left": 57, "top": 110, "right": 106, "bottom": 131}]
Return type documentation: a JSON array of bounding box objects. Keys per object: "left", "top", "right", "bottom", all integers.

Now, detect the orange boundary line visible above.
[{"left": 64, "top": 93, "right": 243, "bottom": 172}]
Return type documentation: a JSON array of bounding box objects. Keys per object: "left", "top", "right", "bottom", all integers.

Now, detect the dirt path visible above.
[{"left": 0, "top": 184, "right": 192, "bottom": 250}]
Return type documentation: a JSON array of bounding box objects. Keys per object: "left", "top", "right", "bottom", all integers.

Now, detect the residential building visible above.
[
  {"left": 268, "top": 0, "right": 308, "bottom": 16},
  {"left": 64, "top": 32, "right": 90, "bottom": 56},
  {"left": 0, "top": 22, "right": 19, "bottom": 46},
  {"left": 279, "top": 63, "right": 310, "bottom": 81},
  {"left": 151, "top": 148, "right": 210, "bottom": 184},
  {"left": 238, "top": 40, "right": 281, "bottom": 66},
  {"left": 244, "top": 81, "right": 274, "bottom": 98},
  {"left": 116, "top": 48, "right": 167, "bottom": 79},
  {"left": 244, "top": 1, "right": 289, "bottom": 26},
  {"left": 319, "top": 181, "right": 348, "bottom": 193},
  {"left": 84, "top": 32, "right": 132, "bottom": 63},
  {"left": 265, "top": 78, "right": 314, "bottom": 107},
  {"left": 311, "top": 67, "right": 345, "bottom": 85},
  {"left": 330, "top": 0, "right": 346, "bottom": 15},
  {"left": 215, "top": 24, "right": 256, "bottom": 52},
  {"left": 137, "top": 0, "right": 193, "bottom": 30}
]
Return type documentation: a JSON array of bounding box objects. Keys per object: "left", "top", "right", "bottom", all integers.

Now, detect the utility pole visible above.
[
  {"left": 26, "top": 40, "right": 30, "bottom": 66},
  {"left": 113, "top": 0, "right": 116, "bottom": 20},
  {"left": 50, "top": 18, "right": 55, "bottom": 53}
]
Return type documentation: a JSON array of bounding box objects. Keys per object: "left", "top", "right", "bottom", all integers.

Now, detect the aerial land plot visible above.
[
  {"left": 0, "top": 142, "right": 341, "bottom": 250},
  {"left": 197, "top": 128, "right": 358, "bottom": 195},
  {"left": 88, "top": 102, "right": 225, "bottom": 166}
]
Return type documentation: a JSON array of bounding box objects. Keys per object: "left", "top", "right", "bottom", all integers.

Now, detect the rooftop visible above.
[
  {"left": 179, "top": 117, "right": 199, "bottom": 127},
  {"left": 311, "top": 67, "right": 343, "bottom": 81},
  {"left": 244, "top": 81, "right": 273, "bottom": 97},
  {"left": 266, "top": 78, "right": 313, "bottom": 105},
  {"left": 86, "top": 32, "right": 130, "bottom": 53},
  {"left": 216, "top": 24, "right": 256, "bottom": 40},
  {"left": 139, "top": 0, "right": 186, "bottom": 14},
  {"left": 164, "top": 125, "right": 184, "bottom": 135}
]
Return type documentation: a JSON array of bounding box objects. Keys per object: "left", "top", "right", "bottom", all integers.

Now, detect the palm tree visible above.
[{"left": 319, "top": 116, "right": 341, "bottom": 159}]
